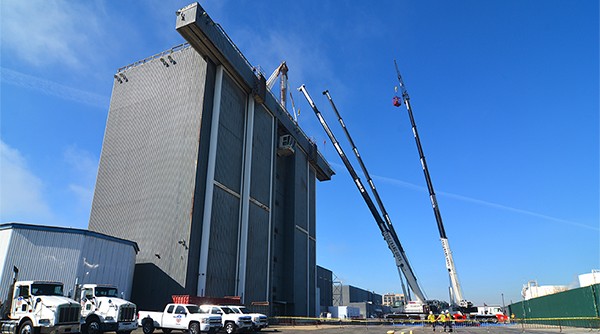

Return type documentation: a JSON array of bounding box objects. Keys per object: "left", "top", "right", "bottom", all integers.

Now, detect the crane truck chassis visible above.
[
  {"left": 74, "top": 284, "right": 136, "bottom": 334},
  {"left": 0, "top": 267, "right": 81, "bottom": 334}
]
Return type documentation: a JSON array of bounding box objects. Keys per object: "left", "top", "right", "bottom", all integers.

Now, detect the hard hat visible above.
[
  {"left": 429, "top": 311, "right": 433, "bottom": 314},
  {"left": 445, "top": 310, "right": 449, "bottom": 314}
]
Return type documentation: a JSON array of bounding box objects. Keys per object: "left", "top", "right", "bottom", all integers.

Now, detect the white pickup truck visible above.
[
  {"left": 198, "top": 305, "right": 252, "bottom": 334},
  {"left": 138, "top": 304, "right": 222, "bottom": 334},
  {"left": 227, "top": 306, "right": 268, "bottom": 331}
]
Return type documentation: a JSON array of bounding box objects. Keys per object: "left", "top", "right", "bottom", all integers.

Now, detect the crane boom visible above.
[
  {"left": 393, "top": 60, "right": 471, "bottom": 308},
  {"left": 298, "top": 85, "right": 427, "bottom": 303},
  {"left": 322, "top": 90, "right": 411, "bottom": 300},
  {"left": 266, "top": 61, "right": 289, "bottom": 109}
]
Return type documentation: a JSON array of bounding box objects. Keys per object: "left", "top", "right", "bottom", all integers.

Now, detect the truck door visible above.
[
  {"left": 11, "top": 284, "right": 31, "bottom": 319},
  {"left": 163, "top": 305, "right": 186, "bottom": 330},
  {"left": 81, "top": 288, "right": 95, "bottom": 317}
]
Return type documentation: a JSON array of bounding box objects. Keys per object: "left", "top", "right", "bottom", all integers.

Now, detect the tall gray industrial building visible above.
[{"left": 88, "top": 3, "right": 333, "bottom": 316}]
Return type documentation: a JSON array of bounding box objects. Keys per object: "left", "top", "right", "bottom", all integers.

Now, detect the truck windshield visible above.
[
  {"left": 186, "top": 306, "right": 206, "bottom": 314},
  {"left": 221, "top": 307, "right": 234, "bottom": 314},
  {"left": 95, "top": 287, "right": 119, "bottom": 297},
  {"left": 31, "top": 283, "right": 63, "bottom": 296},
  {"left": 236, "top": 308, "right": 251, "bottom": 314}
]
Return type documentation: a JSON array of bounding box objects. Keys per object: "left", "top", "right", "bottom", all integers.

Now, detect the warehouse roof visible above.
[{"left": 0, "top": 222, "right": 140, "bottom": 253}]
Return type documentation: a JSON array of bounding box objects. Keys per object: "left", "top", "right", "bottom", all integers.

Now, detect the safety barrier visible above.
[
  {"left": 270, "top": 316, "right": 507, "bottom": 327},
  {"left": 270, "top": 316, "right": 600, "bottom": 329}
]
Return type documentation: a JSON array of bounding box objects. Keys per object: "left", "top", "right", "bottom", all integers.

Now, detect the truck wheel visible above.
[
  {"left": 188, "top": 322, "right": 200, "bottom": 334},
  {"left": 225, "top": 323, "right": 236, "bottom": 334},
  {"left": 86, "top": 319, "right": 101, "bottom": 334},
  {"left": 142, "top": 319, "right": 155, "bottom": 334},
  {"left": 19, "top": 320, "right": 33, "bottom": 334}
]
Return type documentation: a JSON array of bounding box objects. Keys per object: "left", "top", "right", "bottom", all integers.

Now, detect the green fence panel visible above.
[{"left": 508, "top": 284, "right": 600, "bottom": 319}]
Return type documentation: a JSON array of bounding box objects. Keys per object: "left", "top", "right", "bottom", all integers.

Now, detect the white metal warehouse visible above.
[{"left": 0, "top": 223, "right": 139, "bottom": 301}]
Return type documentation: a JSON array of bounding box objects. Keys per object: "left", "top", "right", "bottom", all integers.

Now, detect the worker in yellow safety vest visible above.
[
  {"left": 436, "top": 312, "right": 446, "bottom": 332},
  {"left": 427, "top": 311, "right": 437, "bottom": 331},
  {"left": 444, "top": 310, "right": 453, "bottom": 332}
]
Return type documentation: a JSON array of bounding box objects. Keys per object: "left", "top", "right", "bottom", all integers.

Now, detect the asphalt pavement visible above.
[
  {"left": 131, "top": 324, "right": 599, "bottom": 334},
  {"left": 255, "top": 324, "right": 598, "bottom": 334}
]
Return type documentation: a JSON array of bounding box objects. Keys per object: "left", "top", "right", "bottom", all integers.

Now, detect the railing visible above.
[{"left": 117, "top": 43, "right": 190, "bottom": 73}]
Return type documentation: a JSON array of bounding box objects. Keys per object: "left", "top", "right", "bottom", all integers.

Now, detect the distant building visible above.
[
  {"left": 335, "top": 285, "right": 382, "bottom": 306},
  {"left": 383, "top": 292, "right": 405, "bottom": 307},
  {"left": 88, "top": 3, "right": 333, "bottom": 316},
  {"left": 333, "top": 285, "right": 383, "bottom": 318},
  {"left": 0, "top": 223, "right": 138, "bottom": 300},
  {"left": 317, "top": 266, "right": 333, "bottom": 315}
]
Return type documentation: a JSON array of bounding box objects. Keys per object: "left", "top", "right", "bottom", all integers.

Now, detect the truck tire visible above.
[
  {"left": 19, "top": 320, "right": 33, "bottom": 334},
  {"left": 225, "top": 322, "right": 236, "bottom": 334},
  {"left": 188, "top": 322, "right": 200, "bottom": 334},
  {"left": 86, "top": 319, "right": 101, "bottom": 334},
  {"left": 142, "top": 319, "right": 155, "bottom": 334}
]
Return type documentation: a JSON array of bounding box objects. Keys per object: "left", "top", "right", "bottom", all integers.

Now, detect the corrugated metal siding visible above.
[
  {"left": 317, "top": 266, "right": 333, "bottom": 310},
  {"left": 245, "top": 105, "right": 273, "bottom": 305},
  {"left": 272, "top": 153, "right": 293, "bottom": 306},
  {"left": 309, "top": 169, "right": 316, "bottom": 237},
  {"left": 79, "top": 234, "right": 136, "bottom": 298},
  {"left": 245, "top": 203, "right": 269, "bottom": 303},
  {"left": 294, "top": 153, "right": 308, "bottom": 230},
  {"left": 214, "top": 72, "right": 245, "bottom": 193},
  {"left": 0, "top": 227, "right": 136, "bottom": 300},
  {"left": 250, "top": 106, "right": 273, "bottom": 205},
  {"left": 206, "top": 186, "right": 239, "bottom": 297},
  {"left": 6, "top": 228, "right": 81, "bottom": 283},
  {"left": 308, "top": 239, "right": 316, "bottom": 316},
  {"left": 0, "top": 229, "right": 14, "bottom": 301},
  {"left": 293, "top": 229, "right": 308, "bottom": 315},
  {"left": 89, "top": 46, "right": 207, "bottom": 288}
]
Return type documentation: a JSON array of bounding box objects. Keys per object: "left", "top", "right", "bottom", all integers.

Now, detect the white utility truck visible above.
[
  {"left": 74, "top": 284, "right": 137, "bottom": 334},
  {"left": 198, "top": 306, "right": 252, "bottom": 334},
  {"left": 0, "top": 267, "right": 81, "bottom": 334},
  {"left": 138, "top": 304, "right": 222, "bottom": 334},
  {"left": 226, "top": 306, "right": 267, "bottom": 331}
]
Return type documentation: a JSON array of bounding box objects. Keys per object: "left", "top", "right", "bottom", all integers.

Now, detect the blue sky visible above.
[{"left": 1, "top": 1, "right": 598, "bottom": 307}]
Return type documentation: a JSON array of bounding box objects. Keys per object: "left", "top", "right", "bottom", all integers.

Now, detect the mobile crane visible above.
[
  {"left": 297, "top": 85, "right": 428, "bottom": 313},
  {"left": 392, "top": 60, "right": 474, "bottom": 311}
]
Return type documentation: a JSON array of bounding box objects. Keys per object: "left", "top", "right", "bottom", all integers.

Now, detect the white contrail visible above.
[
  {"left": 329, "top": 162, "right": 597, "bottom": 231},
  {"left": 0, "top": 67, "right": 109, "bottom": 110}
]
